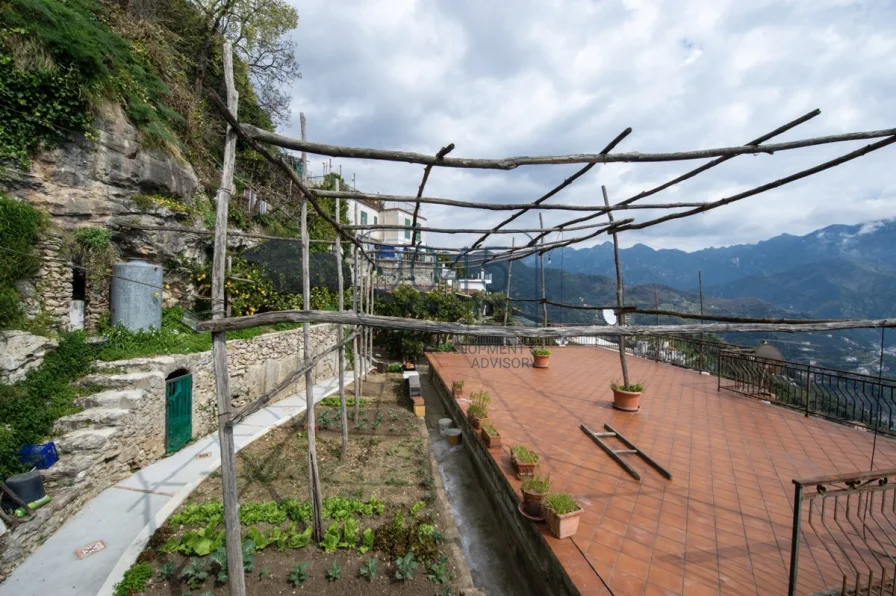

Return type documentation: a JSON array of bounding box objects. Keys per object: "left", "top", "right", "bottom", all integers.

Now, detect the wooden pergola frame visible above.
[{"left": 205, "top": 43, "right": 896, "bottom": 596}]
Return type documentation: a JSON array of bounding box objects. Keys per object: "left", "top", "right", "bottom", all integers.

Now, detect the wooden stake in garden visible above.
[
  {"left": 367, "top": 262, "right": 374, "bottom": 372},
  {"left": 334, "top": 182, "right": 348, "bottom": 458},
  {"left": 210, "top": 42, "right": 246, "bottom": 596},
  {"left": 352, "top": 242, "right": 361, "bottom": 418},
  {"left": 538, "top": 214, "right": 547, "bottom": 345},
  {"left": 603, "top": 185, "right": 630, "bottom": 389},
  {"left": 503, "top": 238, "right": 514, "bottom": 340},
  {"left": 301, "top": 196, "right": 325, "bottom": 540}
]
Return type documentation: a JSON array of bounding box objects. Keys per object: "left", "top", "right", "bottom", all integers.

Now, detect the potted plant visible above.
[
  {"left": 467, "top": 391, "right": 491, "bottom": 430},
  {"left": 481, "top": 424, "right": 501, "bottom": 448},
  {"left": 531, "top": 348, "right": 551, "bottom": 369},
  {"left": 543, "top": 493, "right": 583, "bottom": 539},
  {"left": 611, "top": 381, "right": 644, "bottom": 412},
  {"left": 520, "top": 474, "right": 550, "bottom": 519},
  {"left": 510, "top": 445, "right": 539, "bottom": 478},
  {"left": 452, "top": 380, "right": 465, "bottom": 398}
]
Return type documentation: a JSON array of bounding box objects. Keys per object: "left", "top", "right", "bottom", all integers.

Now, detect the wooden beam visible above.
[
  {"left": 604, "top": 185, "right": 630, "bottom": 389},
  {"left": 312, "top": 190, "right": 707, "bottom": 212},
  {"left": 210, "top": 42, "right": 246, "bottom": 596},
  {"left": 241, "top": 123, "right": 896, "bottom": 169},
  {"left": 197, "top": 310, "right": 896, "bottom": 337},
  {"left": 335, "top": 183, "right": 349, "bottom": 459}
]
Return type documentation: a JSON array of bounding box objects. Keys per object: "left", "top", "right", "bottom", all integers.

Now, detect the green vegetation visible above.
[
  {"left": 170, "top": 496, "right": 384, "bottom": 529},
  {"left": 521, "top": 475, "right": 551, "bottom": 495},
  {"left": 393, "top": 552, "right": 417, "bottom": 581},
  {"left": 95, "top": 307, "right": 300, "bottom": 361},
  {"left": 544, "top": 493, "right": 581, "bottom": 515},
  {"left": 288, "top": 562, "right": 308, "bottom": 586},
  {"left": 611, "top": 382, "right": 644, "bottom": 393},
  {"left": 467, "top": 391, "right": 491, "bottom": 419},
  {"left": 531, "top": 348, "right": 552, "bottom": 356},
  {"left": 325, "top": 560, "right": 342, "bottom": 582},
  {"left": 358, "top": 556, "right": 378, "bottom": 581},
  {"left": 112, "top": 561, "right": 153, "bottom": 596},
  {"left": 0, "top": 195, "right": 45, "bottom": 330},
  {"left": 427, "top": 556, "right": 449, "bottom": 584},
  {"left": 483, "top": 424, "right": 499, "bottom": 437},
  {"left": 387, "top": 362, "right": 403, "bottom": 373},
  {"left": 180, "top": 557, "right": 209, "bottom": 590},
  {"left": 320, "top": 396, "right": 366, "bottom": 408},
  {"left": 510, "top": 445, "right": 539, "bottom": 465},
  {"left": 376, "top": 285, "right": 475, "bottom": 360},
  {"left": 0, "top": 331, "right": 95, "bottom": 478}
]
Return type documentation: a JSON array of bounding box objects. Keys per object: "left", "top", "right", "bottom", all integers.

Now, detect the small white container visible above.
[
  {"left": 438, "top": 418, "right": 453, "bottom": 436},
  {"left": 445, "top": 428, "right": 462, "bottom": 446}
]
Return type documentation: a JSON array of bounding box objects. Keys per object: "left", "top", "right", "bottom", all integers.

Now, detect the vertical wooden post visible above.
[
  {"left": 503, "top": 238, "right": 514, "bottom": 343},
  {"left": 367, "top": 263, "right": 374, "bottom": 373},
  {"left": 300, "top": 112, "right": 307, "bottom": 180},
  {"left": 352, "top": 242, "right": 361, "bottom": 418},
  {"left": 603, "top": 185, "right": 630, "bottom": 389},
  {"left": 653, "top": 283, "right": 661, "bottom": 362},
  {"left": 357, "top": 256, "right": 366, "bottom": 390},
  {"left": 698, "top": 270, "right": 705, "bottom": 371},
  {"left": 538, "top": 214, "right": 547, "bottom": 345},
  {"left": 210, "top": 43, "right": 246, "bottom": 596},
  {"left": 334, "top": 182, "right": 348, "bottom": 458},
  {"left": 301, "top": 198, "right": 324, "bottom": 540}
]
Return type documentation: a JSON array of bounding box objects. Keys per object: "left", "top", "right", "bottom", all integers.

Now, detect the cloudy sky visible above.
[{"left": 281, "top": 0, "right": 895, "bottom": 252}]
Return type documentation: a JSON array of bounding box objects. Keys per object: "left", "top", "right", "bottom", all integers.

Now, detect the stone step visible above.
[
  {"left": 41, "top": 453, "right": 101, "bottom": 487},
  {"left": 54, "top": 427, "right": 120, "bottom": 454},
  {"left": 92, "top": 356, "right": 177, "bottom": 374},
  {"left": 77, "top": 370, "right": 165, "bottom": 393},
  {"left": 53, "top": 408, "right": 131, "bottom": 433},
  {"left": 76, "top": 389, "right": 145, "bottom": 410}
]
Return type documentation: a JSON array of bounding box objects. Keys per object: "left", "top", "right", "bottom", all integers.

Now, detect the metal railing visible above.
[
  {"left": 719, "top": 351, "right": 896, "bottom": 435},
  {"left": 789, "top": 468, "right": 896, "bottom": 595}
]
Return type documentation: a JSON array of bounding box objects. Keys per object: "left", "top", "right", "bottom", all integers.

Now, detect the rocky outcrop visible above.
[{"left": 0, "top": 332, "right": 57, "bottom": 384}]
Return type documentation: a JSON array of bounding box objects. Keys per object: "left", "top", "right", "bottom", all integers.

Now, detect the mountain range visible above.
[{"left": 490, "top": 220, "right": 896, "bottom": 373}]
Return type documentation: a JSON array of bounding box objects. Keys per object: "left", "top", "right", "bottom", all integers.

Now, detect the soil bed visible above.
[{"left": 129, "top": 372, "right": 462, "bottom": 596}]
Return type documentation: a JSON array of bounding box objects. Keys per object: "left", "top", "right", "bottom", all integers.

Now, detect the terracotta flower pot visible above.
[
  {"left": 511, "top": 457, "right": 536, "bottom": 478},
  {"left": 533, "top": 354, "right": 550, "bottom": 369},
  {"left": 481, "top": 428, "right": 502, "bottom": 448},
  {"left": 521, "top": 488, "right": 547, "bottom": 516},
  {"left": 612, "top": 388, "right": 642, "bottom": 412},
  {"left": 546, "top": 507, "right": 582, "bottom": 539},
  {"left": 452, "top": 388, "right": 464, "bottom": 399},
  {"left": 469, "top": 413, "right": 488, "bottom": 431}
]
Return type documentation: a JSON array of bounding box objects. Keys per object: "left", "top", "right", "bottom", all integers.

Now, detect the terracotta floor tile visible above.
[{"left": 427, "top": 347, "right": 896, "bottom": 596}]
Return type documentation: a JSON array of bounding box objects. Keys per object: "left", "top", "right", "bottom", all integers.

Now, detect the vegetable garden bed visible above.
[{"left": 119, "top": 373, "right": 463, "bottom": 596}]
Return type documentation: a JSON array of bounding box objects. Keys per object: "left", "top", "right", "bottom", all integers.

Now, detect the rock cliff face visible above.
[{"left": 2, "top": 105, "right": 257, "bottom": 329}]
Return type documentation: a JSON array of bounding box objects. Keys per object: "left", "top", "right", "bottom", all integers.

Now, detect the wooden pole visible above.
[
  {"left": 352, "top": 242, "right": 361, "bottom": 419},
  {"left": 698, "top": 271, "right": 705, "bottom": 371},
  {"left": 210, "top": 42, "right": 246, "bottom": 596},
  {"left": 300, "top": 112, "right": 307, "bottom": 180},
  {"left": 604, "top": 185, "right": 630, "bottom": 388},
  {"left": 358, "top": 255, "right": 366, "bottom": 389},
  {"left": 653, "top": 283, "right": 661, "bottom": 362},
  {"left": 503, "top": 238, "right": 514, "bottom": 343},
  {"left": 539, "top": 214, "right": 547, "bottom": 344},
  {"left": 367, "top": 263, "right": 374, "bottom": 374},
  {"left": 301, "top": 198, "right": 325, "bottom": 540},
  {"left": 335, "top": 181, "right": 348, "bottom": 458}
]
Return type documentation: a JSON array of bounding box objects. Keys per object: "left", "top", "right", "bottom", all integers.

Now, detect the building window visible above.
[
  {"left": 404, "top": 218, "right": 411, "bottom": 240},
  {"left": 361, "top": 211, "right": 368, "bottom": 225},
  {"left": 414, "top": 223, "right": 421, "bottom": 243},
  {"left": 374, "top": 216, "right": 378, "bottom": 225}
]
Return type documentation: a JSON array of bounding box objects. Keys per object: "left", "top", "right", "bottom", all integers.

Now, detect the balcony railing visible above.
[
  {"left": 719, "top": 351, "right": 896, "bottom": 436},
  {"left": 788, "top": 468, "right": 896, "bottom": 595}
]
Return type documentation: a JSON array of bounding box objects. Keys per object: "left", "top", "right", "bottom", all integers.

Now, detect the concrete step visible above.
[
  {"left": 54, "top": 408, "right": 131, "bottom": 433},
  {"left": 77, "top": 371, "right": 165, "bottom": 393},
  {"left": 92, "top": 356, "right": 177, "bottom": 374},
  {"left": 54, "top": 427, "right": 120, "bottom": 454},
  {"left": 76, "top": 389, "right": 145, "bottom": 410}
]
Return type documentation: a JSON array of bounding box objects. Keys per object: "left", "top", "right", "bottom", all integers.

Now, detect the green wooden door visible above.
[{"left": 165, "top": 373, "right": 192, "bottom": 454}]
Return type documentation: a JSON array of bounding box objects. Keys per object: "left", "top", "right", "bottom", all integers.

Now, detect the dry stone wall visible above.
[{"left": 0, "top": 323, "right": 340, "bottom": 579}]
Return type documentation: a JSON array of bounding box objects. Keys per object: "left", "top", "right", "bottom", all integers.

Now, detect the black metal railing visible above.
[
  {"left": 633, "top": 335, "right": 752, "bottom": 375},
  {"left": 719, "top": 351, "right": 896, "bottom": 435},
  {"left": 788, "top": 468, "right": 896, "bottom": 595}
]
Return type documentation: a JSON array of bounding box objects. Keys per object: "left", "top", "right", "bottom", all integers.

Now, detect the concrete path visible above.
[{"left": 0, "top": 373, "right": 353, "bottom": 596}]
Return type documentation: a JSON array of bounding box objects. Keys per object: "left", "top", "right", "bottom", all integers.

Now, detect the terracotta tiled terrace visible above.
[{"left": 427, "top": 345, "right": 896, "bottom": 596}]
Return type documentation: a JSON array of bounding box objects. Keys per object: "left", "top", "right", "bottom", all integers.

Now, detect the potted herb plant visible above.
[
  {"left": 611, "top": 381, "right": 644, "bottom": 412},
  {"left": 531, "top": 348, "right": 551, "bottom": 369},
  {"left": 481, "top": 424, "right": 501, "bottom": 448},
  {"left": 543, "top": 493, "right": 583, "bottom": 539},
  {"left": 520, "top": 474, "right": 550, "bottom": 519},
  {"left": 467, "top": 391, "right": 491, "bottom": 430},
  {"left": 452, "top": 380, "right": 464, "bottom": 398},
  {"left": 510, "top": 445, "right": 539, "bottom": 477}
]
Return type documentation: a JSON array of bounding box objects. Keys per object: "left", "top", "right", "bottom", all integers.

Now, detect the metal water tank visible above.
[{"left": 110, "top": 259, "right": 163, "bottom": 331}]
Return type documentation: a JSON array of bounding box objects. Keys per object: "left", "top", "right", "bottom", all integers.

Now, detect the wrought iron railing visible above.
[
  {"left": 719, "top": 351, "right": 896, "bottom": 435},
  {"left": 788, "top": 468, "right": 896, "bottom": 595}
]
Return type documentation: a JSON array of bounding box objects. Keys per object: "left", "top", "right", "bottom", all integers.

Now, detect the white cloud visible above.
[{"left": 282, "top": 0, "right": 896, "bottom": 252}]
